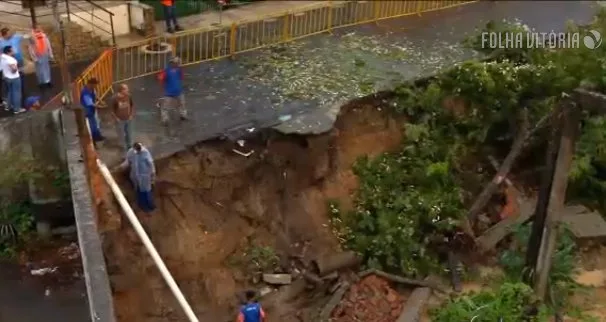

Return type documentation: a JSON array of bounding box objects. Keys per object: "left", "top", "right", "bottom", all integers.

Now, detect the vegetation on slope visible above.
[{"left": 331, "top": 8, "right": 606, "bottom": 320}]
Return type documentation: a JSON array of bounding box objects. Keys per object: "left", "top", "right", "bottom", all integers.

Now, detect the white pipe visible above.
[{"left": 96, "top": 159, "right": 199, "bottom": 322}]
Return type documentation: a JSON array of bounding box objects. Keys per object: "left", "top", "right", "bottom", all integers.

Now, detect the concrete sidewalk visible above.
[{"left": 154, "top": 1, "right": 328, "bottom": 32}]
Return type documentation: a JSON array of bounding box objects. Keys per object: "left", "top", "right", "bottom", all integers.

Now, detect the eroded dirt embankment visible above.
[{"left": 101, "top": 97, "right": 405, "bottom": 322}]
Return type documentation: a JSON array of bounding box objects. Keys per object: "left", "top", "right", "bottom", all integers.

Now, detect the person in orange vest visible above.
[
  {"left": 161, "top": 0, "right": 183, "bottom": 34},
  {"left": 28, "top": 24, "right": 54, "bottom": 92}
]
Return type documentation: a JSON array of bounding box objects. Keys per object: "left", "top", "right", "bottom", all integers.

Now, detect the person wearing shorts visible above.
[{"left": 157, "top": 56, "right": 187, "bottom": 125}]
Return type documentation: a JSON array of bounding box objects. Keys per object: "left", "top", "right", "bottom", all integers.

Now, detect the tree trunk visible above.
[
  {"left": 524, "top": 106, "right": 562, "bottom": 283},
  {"left": 467, "top": 109, "right": 529, "bottom": 222},
  {"left": 534, "top": 100, "right": 580, "bottom": 300}
]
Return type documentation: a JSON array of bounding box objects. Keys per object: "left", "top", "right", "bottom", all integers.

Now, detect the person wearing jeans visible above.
[
  {"left": 80, "top": 77, "right": 105, "bottom": 142},
  {"left": 119, "top": 142, "right": 156, "bottom": 213},
  {"left": 1, "top": 28, "right": 26, "bottom": 107},
  {"left": 161, "top": 0, "right": 183, "bottom": 33},
  {"left": 1, "top": 45, "right": 25, "bottom": 114},
  {"left": 111, "top": 83, "right": 135, "bottom": 152}
]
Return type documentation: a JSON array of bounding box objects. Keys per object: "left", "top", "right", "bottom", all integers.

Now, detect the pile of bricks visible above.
[{"left": 331, "top": 275, "right": 404, "bottom": 322}]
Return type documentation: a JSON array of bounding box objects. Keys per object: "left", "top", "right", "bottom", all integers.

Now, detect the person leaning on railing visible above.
[{"left": 80, "top": 77, "right": 106, "bottom": 143}]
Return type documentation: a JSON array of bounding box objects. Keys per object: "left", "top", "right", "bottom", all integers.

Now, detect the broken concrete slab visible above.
[
  {"left": 561, "top": 207, "right": 606, "bottom": 239},
  {"left": 475, "top": 197, "right": 537, "bottom": 252},
  {"left": 396, "top": 287, "right": 431, "bottom": 322},
  {"left": 273, "top": 102, "right": 343, "bottom": 135},
  {"left": 262, "top": 273, "right": 293, "bottom": 285}
]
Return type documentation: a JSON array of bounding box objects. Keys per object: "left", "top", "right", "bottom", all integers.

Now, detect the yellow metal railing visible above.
[
  {"left": 74, "top": 49, "right": 114, "bottom": 101},
  {"left": 113, "top": 0, "right": 477, "bottom": 82}
]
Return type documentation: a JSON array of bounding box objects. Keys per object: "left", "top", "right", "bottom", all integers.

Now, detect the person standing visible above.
[
  {"left": 119, "top": 142, "right": 156, "bottom": 213},
  {"left": 157, "top": 56, "right": 188, "bottom": 125},
  {"left": 237, "top": 290, "right": 266, "bottom": 322},
  {"left": 1, "top": 46, "right": 25, "bottom": 114},
  {"left": 161, "top": 0, "right": 183, "bottom": 34},
  {"left": 80, "top": 78, "right": 105, "bottom": 142},
  {"left": 29, "top": 24, "right": 54, "bottom": 93},
  {"left": 111, "top": 83, "right": 135, "bottom": 152},
  {"left": 1, "top": 28, "right": 26, "bottom": 107}
]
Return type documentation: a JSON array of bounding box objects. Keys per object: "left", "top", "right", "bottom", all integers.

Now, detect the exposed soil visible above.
[
  {"left": 101, "top": 98, "right": 406, "bottom": 321},
  {"left": 331, "top": 275, "right": 407, "bottom": 322}
]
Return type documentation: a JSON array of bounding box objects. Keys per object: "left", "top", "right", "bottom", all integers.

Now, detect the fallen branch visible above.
[
  {"left": 487, "top": 155, "right": 512, "bottom": 187},
  {"left": 467, "top": 108, "right": 541, "bottom": 223},
  {"left": 358, "top": 269, "right": 447, "bottom": 292},
  {"left": 318, "top": 282, "right": 350, "bottom": 322}
]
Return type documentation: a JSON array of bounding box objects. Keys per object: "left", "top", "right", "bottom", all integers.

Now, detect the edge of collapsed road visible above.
[{"left": 63, "top": 109, "right": 117, "bottom": 322}]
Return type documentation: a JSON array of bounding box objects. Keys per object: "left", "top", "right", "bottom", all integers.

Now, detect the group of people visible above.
[
  {"left": 0, "top": 25, "right": 54, "bottom": 114},
  {"left": 82, "top": 55, "right": 188, "bottom": 214}
]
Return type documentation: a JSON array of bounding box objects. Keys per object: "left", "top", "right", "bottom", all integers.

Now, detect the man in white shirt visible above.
[{"left": 1, "top": 45, "right": 25, "bottom": 114}]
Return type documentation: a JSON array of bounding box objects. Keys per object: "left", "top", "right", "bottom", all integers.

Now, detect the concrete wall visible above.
[
  {"left": 0, "top": 110, "right": 66, "bottom": 203},
  {"left": 0, "top": 1, "right": 23, "bottom": 13},
  {"left": 129, "top": 1, "right": 157, "bottom": 37},
  {"left": 62, "top": 3, "right": 131, "bottom": 41}
]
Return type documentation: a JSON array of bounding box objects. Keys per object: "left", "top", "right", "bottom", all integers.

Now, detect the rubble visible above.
[
  {"left": 262, "top": 273, "right": 293, "bottom": 285},
  {"left": 330, "top": 275, "right": 404, "bottom": 322}
]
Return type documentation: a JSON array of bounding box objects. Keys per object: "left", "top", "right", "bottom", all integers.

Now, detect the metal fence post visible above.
[
  {"left": 229, "top": 22, "right": 237, "bottom": 58},
  {"left": 327, "top": 1, "right": 333, "bottom": 33},
  {"left": 282, "top": 13, "right": 290, "bottom": 42},
  {"left": 373, "top": 1, "right": 381, "bottom": 22}
]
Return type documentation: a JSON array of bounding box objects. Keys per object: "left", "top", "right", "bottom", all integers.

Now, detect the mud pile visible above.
[
  {"left": 101, "top": 97, "right": 406, "bottom": 322},
  {"left": 331, "top": 275, "right": 405, "bottom": 322}
]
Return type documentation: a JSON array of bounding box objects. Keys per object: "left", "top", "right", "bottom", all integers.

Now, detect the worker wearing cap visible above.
[
  {"left": 24, "top": 96, "right": 41, "bottom": 111},
  {"left": 157, "top": 56, "right": 187, "bottom": 125},
  {"left": 80, "top": 78, "right": 105, "bottom": 142},
  {"left": 237, "top": 290, "right": 266, "bottom": 322}
]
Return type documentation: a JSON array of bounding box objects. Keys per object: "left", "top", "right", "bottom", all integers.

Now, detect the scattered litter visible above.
[
  {"left": 58, "top": 242, "right": 80, "bottom": 260},
  {"left": 31, "top": 267, "right": 58, "bottom": 276},
  {"left": 259, "top": 286, "right": 274, "bottom": 297},
  {"left": 263, "top": 273, "right": 292, "bottom": 285},
  {"left": 278, "top": 114, "right": 292, "bottom": 122},
  {"left": 44, "top": 288, "right": 51, "bottom": 297}
]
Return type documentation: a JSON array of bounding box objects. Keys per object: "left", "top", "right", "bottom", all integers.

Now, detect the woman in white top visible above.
[{"left": 0, "top": 45, "right": 24, "bottom": 114}]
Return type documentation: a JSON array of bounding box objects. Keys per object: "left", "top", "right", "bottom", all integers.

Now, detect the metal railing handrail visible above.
[
  {"left": 67, "top": 0, "right": 116, "bottom": 46},
  {"left": 83, "top": 0, "right": 115, "bottom": 17},
  {"left": 96, "top": 159, "right": 199, "bottom": 322},
  {"left": 69, "top": 1, "right": 113, "bottom": 26}
]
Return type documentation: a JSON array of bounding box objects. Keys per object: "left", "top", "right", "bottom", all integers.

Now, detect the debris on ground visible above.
[
  {"left": 30, "top": 267, "right": 58, "bottom": 276},
  {"left": 330, "top": 274, "right": 405, "bottom": 322},
  {"left": 396, "top": 287, "right": 431, "bottom": 322},
  {"left": 262, "top": 273, "right": 293, "bottom": 285}
]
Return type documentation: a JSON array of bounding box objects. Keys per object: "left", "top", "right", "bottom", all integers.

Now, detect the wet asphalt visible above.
[
  {"left": 97, "top": 1, "right": 598, "bottom": 167},
  {"left": 0, "top": 1, "right": 599, "bottom": 321}
]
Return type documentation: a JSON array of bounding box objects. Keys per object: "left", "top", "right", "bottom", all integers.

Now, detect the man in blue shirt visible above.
[
  {"left": 80, "top": 78, "right": 105, "bottom": 142},
  {"left": 1, "top": 28, "right": 25, "bottom": 107},
  {"left": 157, "top": 56, "right": 188, "bottom": 125},
  {"left": 237, "top": 290, "right": 266, "bottom": 322}
]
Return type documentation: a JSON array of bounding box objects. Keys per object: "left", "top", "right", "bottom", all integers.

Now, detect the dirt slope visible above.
[{"left": 101, "top": 97, "right": 405, "bottom": 322}]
